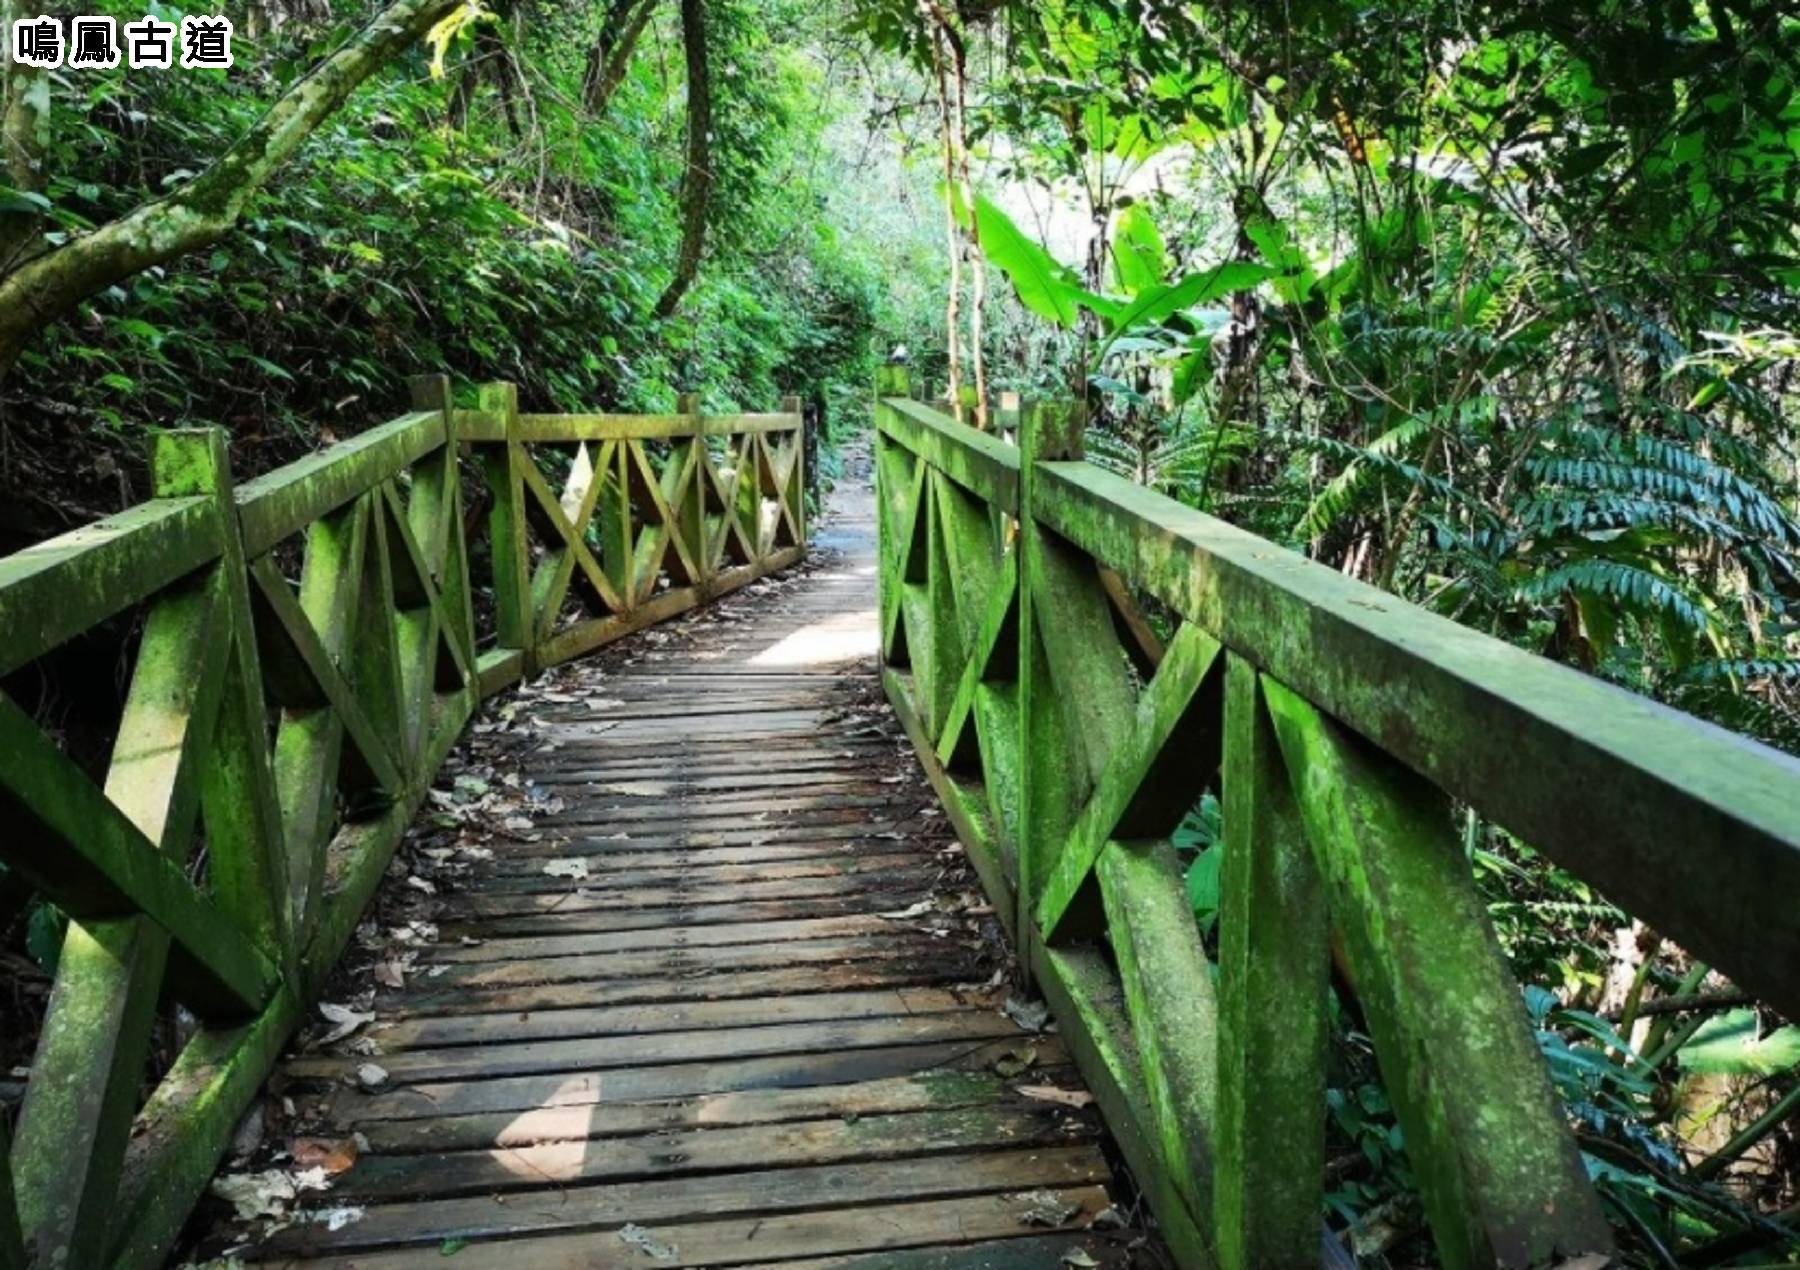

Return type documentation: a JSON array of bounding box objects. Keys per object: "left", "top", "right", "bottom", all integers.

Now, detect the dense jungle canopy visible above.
[{"left": 1, "top": 0, "right": 1798, "bottom": 1263}]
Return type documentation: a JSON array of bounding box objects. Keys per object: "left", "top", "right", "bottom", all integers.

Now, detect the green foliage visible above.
[
  {"left": 1679, "top": 1012, "right": 1800, "bottom": 1078},
  {"left": 1171, "top": 792, "right": 1222, "bottom": 938},
  {"left": 1, "top": 0, "right": 893, "bottom": 489}
]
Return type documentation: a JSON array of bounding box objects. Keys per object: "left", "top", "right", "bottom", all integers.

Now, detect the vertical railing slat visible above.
[
  {"left": 476, "top": 381, "right": 533, "bottom": 675},
  {"left": 1215, "top": 652, "right": 1329, "bottom": 1268}
]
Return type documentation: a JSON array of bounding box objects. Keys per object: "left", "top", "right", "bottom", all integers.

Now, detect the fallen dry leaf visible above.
[
  {"left": 316, "top": 1002, "right": 373, "bottom": 1046},
  {"left": 289, "top": 1136, "right": 359, "bottom": 1176},
  {"left": 372, "top": 961, "right": 406, "bottom": 989}
]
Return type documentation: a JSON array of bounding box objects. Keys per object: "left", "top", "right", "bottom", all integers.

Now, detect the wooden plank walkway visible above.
[{"left": 195, "top": 443, "right": 1153, "bottom": 1268}]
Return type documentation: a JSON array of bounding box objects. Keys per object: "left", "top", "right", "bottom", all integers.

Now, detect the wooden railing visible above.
[
  {"left": 873, "top": 366, "right": 1800, "bottom": 1269},
  {"left": 0, "top": 380, "right": 805, "bottom": 1270}
]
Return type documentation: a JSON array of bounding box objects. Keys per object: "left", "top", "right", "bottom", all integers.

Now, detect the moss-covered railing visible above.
[
  {"left": 0, "top": 379, "right": 805, "bottom": 1270},
  {"left": 873, "top": 366, "right": 1800, "bottom": 1269}
]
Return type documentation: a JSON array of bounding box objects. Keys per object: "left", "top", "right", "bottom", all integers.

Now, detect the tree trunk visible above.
[
  {"left": 0, "top": 0, "right": 52, "bottom": 272},
  {"left": 584, "top": 0, "right": 658, "bottom": 115},
  {"left": 652, "top": 0, "right": 711, "bottom": 319},
  {"left": 0, "top": 0, "right": 464, "bottom": 380}
]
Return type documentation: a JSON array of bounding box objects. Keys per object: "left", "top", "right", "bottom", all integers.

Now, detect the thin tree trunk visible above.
[
  {"left": 0, "top": 0, "right": 465, "bottom": 379},
  {"left": 584, "top": 0, "right": 657, "bottom": 115},
  {"left": 927, "top": 26, "right": 962, "bottom": 422},
  {"left": 944, "top": 22, "right": 987, "bottom": 429},
  {"left": 652, "top": 0, "right": 711, "bottom": 319},
  {"left": 0, "top": 0, "right": 52, "bottom": 272}
]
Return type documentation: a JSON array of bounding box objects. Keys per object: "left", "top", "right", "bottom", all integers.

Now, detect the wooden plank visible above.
[
  {"left": 429, "top": 887, "right": 940, "bottom": 940},
  {"left": 352, "top": 1069, "right": 1045, "bottom": 1153},
  {"left": 289, "top": 1011, "right": 1020, "bottom": 1084},
  {"left": 476, "top": 839, "right": 920, "bottom": 876},
  {"left": 330, "top": 1036, "right": 1058, "bottom": 1123},
  {"left": 531, "top": 788, "right": 919, "bottom": 820},
  {"left": 385, "top": 928, "right": 943, "bottom": 992},
  {"left": 468, "top": 852, "right": 922, "bottom": 897},
  {"left": 470, "top": 824, "right": 925, "bottom": 860},
  {"left": 437, "top": 870, "right": 933, "bottom": 920},
  {"left": 297, "top": 1187, "right": 1111, "bottom": 1267},
  {"left": 766, "top": 1236, "right": 1119, "bottom": 1270},
  {"left": 324, "top": 1103, "right": 1088, "bottom": 1201},
  {"left": 372, "top": 986, "right": 990, "bottom": 1049},
  {"left": 424, "top": 913, "right": 901, "bottom": 962},
  {"left": 378, "top": 960, "right": 989, "bottom": 1020},
  {"left": 258, "top": 1149, "right": 1106, "bottom": 1255}
]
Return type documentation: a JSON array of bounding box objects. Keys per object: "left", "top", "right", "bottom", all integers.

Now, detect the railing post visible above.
[
  {"left": 678, "top": 391, "right": 708, "bottom": 591},
  {"left": 153, "top": 428, "right": 293, "bottom": 965},
  {"left": 873, "top": 365, "right": 911, "bottom": 642},
  {"left": 1215, "top": 655, "right": 1329, "bottom": 1266},
  {"left": 410, "top": 374, "right": 477, "bottom": 680},
  {"left": 476, "top": 381, "right": 534, "bottom": 676},
  {"left": 782, "top": 393, "right": 806, "bottom": 548},
  {"left": 1015, "top": 395, "right": 1086, "bottom": 981}
]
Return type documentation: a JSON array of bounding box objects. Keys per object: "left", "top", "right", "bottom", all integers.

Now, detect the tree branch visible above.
[
  {"left": 584, "top": 0, "right": 658, "bottom": 115},
  {"left": 0, "top": 0, "right": 464, "bottom": 378}
]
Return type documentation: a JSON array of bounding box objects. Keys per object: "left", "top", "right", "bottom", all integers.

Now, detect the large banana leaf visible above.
[{"left": 951, "top": 188, "right": 1085, "bottom": 328}]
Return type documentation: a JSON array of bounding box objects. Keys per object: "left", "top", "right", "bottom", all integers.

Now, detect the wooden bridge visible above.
[{"left": 0, "top": 369, "right": 1796, "bottom": 1269}]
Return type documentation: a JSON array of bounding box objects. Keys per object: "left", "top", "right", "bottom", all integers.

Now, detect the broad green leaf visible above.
[
  {"left": 951, "top": 189, "right": 1083, "bottom": 328},
  {"left": 0, "top": 187, "right": 52, "bottom": 215},
  {"left": 1678, "top": 1009, "right": 1800, "bottom": 1075},
  {"left": 1111, "top": 203, "right": 1166, "bottom": 295},
  {"left": 1185, "top": 846, "right": 1222, "bottom": 936}
]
